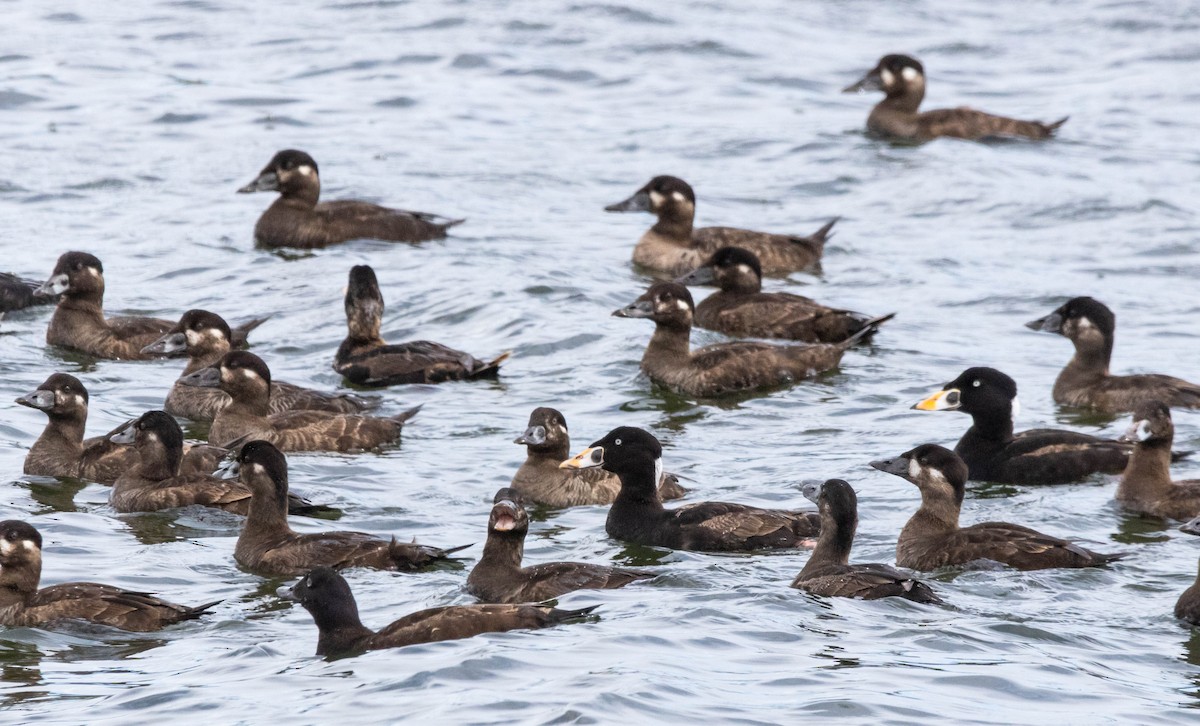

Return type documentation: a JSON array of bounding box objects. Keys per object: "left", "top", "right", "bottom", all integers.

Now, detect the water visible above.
[{"left": 2, "top": 0, "right": 1199, "bottom": 722}]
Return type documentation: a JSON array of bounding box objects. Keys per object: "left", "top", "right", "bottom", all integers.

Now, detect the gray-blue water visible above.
[{"left": 2, "top": 0, "right": 1199, "bottom": 722}]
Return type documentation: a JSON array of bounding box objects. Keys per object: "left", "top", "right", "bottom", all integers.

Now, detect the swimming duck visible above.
[
  {"left": 109, "top": 411, "right": 335, "bottom": 517},
  {"left": 145, "top": 309, "right": 378, "bottom": 422},
  {"left": 226, "top": 441, "right": 462, "bottom": 576},
  {"left": 286, "top": 566, "right": 597, "bottom": 658},
  {"left": 1, "top": 272, "right": 55, "bottom": 314},
  {"left": 179, "top": 351, "right": 418, "bottom": 451},
  {"left": 1115, "top": 401, "right": 1200, "bottom": 521},
  {"left": 605, "top": 176, "right": 835, "bottom": 277},
  {"left": 870, "top": 444, "right": 1126, "bottom": 571},
  {"left": 1026, "top": 297, "right": 1200, "bottom": 413},
  {"left": 614, "top": 282, "right": 878, "bottom": 398},
  {"left": 1177, "top": 559, "right": 1200, "bottom": 625},
  {"left": 511, "top": 407, "right": 686, "bottom": 507},
  {"left": 790, "top": 479, "right": 940, "bottom": 603},
  {"left": 0, "top": 520, "right": 217, "bottom": 632},
  {"left": 562, "top": 426, "right": 819, "bottom": 552},
  {"left": 913, "top": 367, "right": 1135, "bottom": 485},
  {"left": 16, "top": 372, "right": 225, "bottom": 483},
  {"left": 238, "top": 149, "right": 463, "bottom": 249},
  {"left": 466, "top": 488, "right": 655, "bottom": 604},
  {"left": 676, "top": 247, "right": 893, "bottom": 343},
  {"left": 843, "top": 54, "right": 1067, "bottom": 142},
  {"left": 334, "top": 265, "right": 507, "bottom": 386}
]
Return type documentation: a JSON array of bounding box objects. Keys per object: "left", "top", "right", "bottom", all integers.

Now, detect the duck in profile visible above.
[
  {"left": 466, "top": 488, "right": 655, "bottom": 604},
  {"left": 511, "top": 407, "right": 686, "bottom": 507},
  {"left": 790, "top": 479, "right": 940, "bottom": 603},
  {"left": 870, "top": 444, "right": 1126, "bottom": 571},
  {"left": 238, "top": 149, "right": 463, "bottom": 249},
  {"left": 614, "top": 282, "right": 879, "bottom": 398},
  {"left": 912, "top": 367, "right": 1139, "bottom": 485},
  {"left": 225, "top": 441, "right": 462, "bottom": 576},
  {"left": 1116, "top": 401, "right": 1200, "bottom": 521},
  {"left": 179, "top": 351, "right": 418, "bottom": 451},
  {"left": 108, "top": 411, "right": 335, "bottom": 517},
  {"left": 334, "top": 265, "right": 507, "bottom": 386},
  {"left": 145, "top": 309, "right": 377, "bottom": 422},
  {"left": 562, "top": 426, "right": 819, "bottom": 552},
  {"left": 1177, "top": 558, "right": 1200, "bottom": 626},
  {"left": 16, "top": 372, "right": 224, "bottom": 483},
  {"left": 843, "top": 54, "right": 1067, "bottom": 142},
  {"left": 605, "top": 175, "right": 835, "bottom": 277},
  {"left": 1, "top": 272, "right": 55, "bottom": 315},
  {"left": 676, "top": 247, "right": 893, "bottom": 343},
  {"left": 0, "top": 520, "right": 217, "bottom": 631},
  {"left": 1026, "top": 297, "right": 1200, "bottom": 413},
  {"left": 287, "top": 566, "right": 597, "bottom": 658}
]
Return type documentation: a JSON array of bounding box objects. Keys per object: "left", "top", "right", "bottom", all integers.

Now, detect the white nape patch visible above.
[
  {"left": 653, "top": 457, "right": 663, "bottom": 484},
  {"left": 1078, "top": 317, "right": 1096, "bottom": 331},
  {"left": 73, "top": 394, "right": 86, "bottom": 407},
  {"left": 671, "top": 191, "right": 686, "bottom": 202},
  {"left": 185, "top": 329, "right": 201, "bottom": 346},
  {"left": 251, "top": 462, "right": 266, "bottom": 475},
  {"left": 901, "top": 66, "right": 919, "bottom": 82},
  {"left": 241, "top": 368, "right": 259, "bottom": 379},
  {"left": 880, "top": 67, "right": 895, "bottom": 86},
  {"left": 1011, "top": 396, "right": 1021, "bottom": 421},
  {"left": 86, "top": 266, "right": 101, "bottom": 277},
  {"left": 296, "top": 165, "right": 314, "bottom": 176},
  {"left": 1136, "top": 420, "right": 1152, "bottom": 441},
  {"left": 674, "top": 299, "right": 690, "bottom": 312},
  {"left": 907, "top": 457, "right": 921, "bottom": 479},
  {"left": 735, "top": 264, "right": 753, "bottom": 276},
  {"left": 649, "top": 190, "right": 664, "bottom": 208}
]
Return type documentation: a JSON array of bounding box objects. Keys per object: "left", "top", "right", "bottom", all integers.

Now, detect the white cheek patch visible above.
[
  {"left": 241, "top": 368, "right": 260, "bottom": 380},
  {"left": 185, "top": 330, "right": 202, "bottom": 346},
  {"left": 649, "top": 190, "right": 664, "bottom": 208},
  {"left": 73, "top": 394, "right": 86, "bottom": 407},
  {"left": 1010, "top": 397, "right": 1021, "bottom": 421},
  {"left": 297, "top": 165, "right": 314, "bottom": 176},
  {"left": 908, "top": 457, "right": 921, "bottom": 479},
  {"left": 22, "top": 539, "right": 36, "bottom": 551},
  {"left": 653, "top": 457, "right": 663, "bottom": 484},
  {"left": 1078, "top": 317, "right": 1096, "bottom": 331},
  {"left": 880, "top": 67, "right": 895, "bottom": 86},
  {"left": 901, "top": 66, "right": 919, "bottom": 82}
]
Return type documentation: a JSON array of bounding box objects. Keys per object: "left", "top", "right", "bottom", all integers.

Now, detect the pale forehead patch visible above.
[
  {"left": 674, "top": 298, "right": 690, "bottom": 312},
  {"left": 0, "top": 539, "right": 13, "bottom": 555},
  {"left": 880, "top": 67, "right": 895, "bottom": 86},
  {"left": 184, "top": 329, "right": 202, "bottom": 345},
  {"left": 901, "top": 66, "right": 919, "bottom": 82}
]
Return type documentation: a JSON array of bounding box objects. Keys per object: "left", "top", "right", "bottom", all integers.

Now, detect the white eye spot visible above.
[
  {"left": 297, "top": 165, "right": 314, "bottom": 176},
  {"left": 901, "top": 66, "right": 919, "bottom": 82},
  {"left": 1010, "top": 397, "right": 1021, "bottom": 420},
  {"left": 649, "top": 190, "right": 664, "bottom": 208},
  {"left": 907, "top": 457, "right": 921, "bottom": 478},
  {"left": 880, "top": 67, "right": 895, "bottom": 86}
]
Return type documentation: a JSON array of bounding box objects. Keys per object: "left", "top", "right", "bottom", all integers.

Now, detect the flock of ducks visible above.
[{"left": 3, "top": 54, "right": 1200, "bottom": 659}]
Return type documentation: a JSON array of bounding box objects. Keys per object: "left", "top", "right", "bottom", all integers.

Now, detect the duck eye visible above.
[
  {"left": 972, "top": 380, "right": 981, "bottom": 387},
  {"left": 614, "top": 438, "right": 622, "bottom": 446}
]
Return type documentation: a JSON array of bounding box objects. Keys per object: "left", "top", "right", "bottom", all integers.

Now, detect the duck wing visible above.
[
  {"left": 916, "top": 107, "right": 1065, "bottom": 140},
  {"left": 956, "top": 522, "right": 1123, "bottom": 569},
  {"left": 269, "top": 380, "right": 380, "bottom": 414},
  {"left": 335, "top": 340, "right": 503, "bottom": 386},
  {"left": 371, "top": 603, "right": 593, "bottom": 650},
  {"left": 21, "top": 583, "right": 214, "bottom": 632},
  {"left": 793, "top": 563, "right": 941, "bottom": 603},
  {"left": 996, "top": 428, "right": 1131, "bottom": 483},
  {"left": 672, "top": 501, "right": 818, "bottom": 551},
  {"left": 316, "top": 200, "right": 461, "bottom": 243}
]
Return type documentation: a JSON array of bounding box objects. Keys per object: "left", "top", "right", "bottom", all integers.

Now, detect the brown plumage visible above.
[
  {"left": 870, "top": 444, "right": 1126, "bottom": 571},
  {"left": 511, "top": 407, "right": 686, "bottom": 507},
  {"left": 0, "top": 520, "right": 216, "bottom": 632},
  {"left": 16, "top": 372, "right": 224, "bottom": 483},
  {"left": 605, "top": 176, "right": 835, "bottom": 277},
  {"left": 677, "top": 247, "right": 893, "bottom": 343},
  {"left": 791, "top": 480, "right": 940, "bottom": 603},
  {"left": 287, "top": 566, "right": 596, "bottom": 658},
  {"left": 466, "top": 489, "right": 655, "bottom": 604},
  {"left": 1177, "top": 558, "right": 1200, "bottom": 625},
  {"left": 179, "top": 351, "right": 417, "bottom": 451},
  {"left": 844, "top": 55, "right": 1066, "bottom": 142},
  {"left": 1116, "top": 402, "right": 1200, "bottom": 521},
  {"left": 238, "top": 149, "right": 462, "bottom": 249},
  {"left": 614, "top": 282, "right": 879, "bottom": 398},
  {"left": 229, "top": 441, "right": 460, "bottom": 576},
  {"left": 1, "top": 272, "right": 55, "bottom": 313},
  {"left": 334, "top": 265, "right": 507, "bottom": 386},
  {"left": 1027, "top": 297, "right": 1200, "bottom": 413},
  {"left": 563, "top": 427, "right": 819, "bottom": 552}
]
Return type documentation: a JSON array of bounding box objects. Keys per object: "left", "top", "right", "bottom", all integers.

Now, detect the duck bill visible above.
[
  {"left": 237, "top": 171, "right": 279, "bottom": 194},
  {"left": 612, "top": 299, "right": 654, "bottom": 318},
  {"left": 842, "top": 69, "right": 882, "bottom": 93},
  {"left": 912, "top": 388, "right": 960, "bottom": 411},
  {"left": 869, "top": 457, "right": 910, "bottom": 479},
  {"left": 109, "top": 423, "right": 137, "bottom": 445},
  {"left": 177, "top": 367, "right": 221, "bottom": 388},
  {"left": 604, "top": 190, "right": 651, "bottom": 213},
  {"left": 800, "top": 480, "right": 822, "bottom": 505},
  {"left": 142, "top": 331, "right": 187, "bottom": 356},
  {"left": 490, "top": 501, "right": 521, "bottom": 532},
  {"left": 1181, "top": 516, "right": 1200, "bottom": 537},
  {"left": 560, "top": 446, "right": 604, "bottom": 469},
  {"left": 514, "top": 425, "right": 546, "bottom": 446},
  {"left": 15, "top": 390, "right": 55, "bottom": 411},
  {"left": 214, "top": 458, "right": 240, "bottom": 480},
  {"left": 675, "top": 266, "right": 715, "bottom": 286},
  {"left": 1025, "top": 312, "right": 1063, "bottom": 334},
  {"left": 1119, "top": 420, "right": 1151, "bottom": 444},
  {"left": 37, "top": 273, "right": 69, "bottom": 296}
]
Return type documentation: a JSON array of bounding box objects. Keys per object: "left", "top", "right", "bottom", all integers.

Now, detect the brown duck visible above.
[
  {"left": 1177, "top": 558, "right": 1200, "bottom": 625},
  {"left": 1116, "top": 401, "right": 1200, "bottom": 521},
  {"left": 1, "top": 272, "right": 55, "bottom": 314}
]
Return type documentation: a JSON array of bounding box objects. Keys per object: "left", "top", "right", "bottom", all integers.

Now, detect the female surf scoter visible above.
[
  {"left": 1, "top": 272, "right": 54, "bottom": 314},
  {"left": 1177, "top": 559, "right": 1200, "bottom": 626},
  {"left": 1116, "top": 401, "right": 1200, "bottom": 521}
]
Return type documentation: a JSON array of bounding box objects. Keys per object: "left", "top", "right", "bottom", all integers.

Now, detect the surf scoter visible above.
[
  {"left": 286, "top": 566, "right": 596, "bottom": 658},
  {"left": 790, "top": 479, "right": 940, "bottom": 603},
  {"left": 511, "top": 407, "right": 686, "bottom": 507},
  {"left": 843, "top": 54, "right": 1067, "bottom": 142},
  {"left": 334, "top": 265, "right": 507, "bottom": 386},
  {"left": 562, "top": 426, "right": 819, "bottom": 552},
  {"left": 1, "top": 272, "right": 55, "bottom": 314},
  {"left": 238, "top": 149, "right": 463, "bottom": 249},
  {"left": 870, "top": 444, "right": 1126, "bottom": 571},
  {"left": 1116, "top": 401, "right": 1200, "bottom": 521},
  {"left": 605, "top": 175, "right": 835, "bottom": 277},
  {"left": 0, "top": 520, "right": 216, "bottom": 631},
  {"left": 1177, "top": 559, "right": 1200, "bottom": 625},
  {"left": 614, "top": 282, "right": 879, "bottom": 397},
  {"left": 676, "top": 246, "right": 893, "bottom": 343},
  {"left": 1026, "top": 297, "right": 1200, "bottom": 413}
]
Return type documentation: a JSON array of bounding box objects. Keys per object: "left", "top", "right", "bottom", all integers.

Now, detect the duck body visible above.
[
  {"left": 1116, "top": 402, "right": 1200, "bottom": 521},
  {"left": 1178, "top": 559, "right": 1200, "bottom": 625}
]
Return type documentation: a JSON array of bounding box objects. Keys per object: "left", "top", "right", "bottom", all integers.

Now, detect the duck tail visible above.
[
  {"left": 471, "top": 351, "right": 511, "bottom": 379},
  {"left": 1043, "top": 116, "right": 1069, "bottom": 135},
  {"left": 231, "top": 315, "right": 271, "bottom": 348},
  {"left": 549, "top": 604, "right": 601, "bottom": 624},
  {"left": 438, "top": 542, "right": 474, "bottom": 557},
  {"left": 287, "top": 497, "right": 342, "bottom": 520},
  {"left": 797, "top": 218, "right": 838, "bottom": 252},
  {"left": 840, "top": 312, "right": 896, "bottom": 348},
  {"left": 184, "top": 599, "right": 223, "bottom": 620},
  {"left": 390, "top": 404, "right": 422, "bottom": 425}
]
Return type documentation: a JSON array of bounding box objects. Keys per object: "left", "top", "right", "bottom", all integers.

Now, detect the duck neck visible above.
[
  {"left": 643, "top": 322, "right": 692, "bottom": 367},
  {"left": 880, "top": 85, "right": 923, "bottom": 114},
  {"left": 33, "top": 412, "right": 86, "bottom": 460},
  {"left": 137, "top": 443, "right": 182, "bottom": 481},
  {"left": 1065, "top": 336, "right": 1112, "bottom": 379},
  {"left": 651, "top": 208, "right": 694, "bottom": 241},
  {"left": 800, "top": 514, "right": 854, "bottom": 574},
  {"left": 244, "top": 486, "right": 294, "bottom": 539},
  {"left": 0, "top": 557, "right": 40, "bottom": 608},
  {"left": 225, "top": 388, "right": 271, "bottom": 418},
  {"left": 184, "top": 341, "right": 232, "bottom": 376},
  {"left": 1120, "top": 439, "right": 1174, "bottom": 496},
  {"left": 311, "top": 602, "right": 374, "bottom": 657},
  {"left": 903, "top": 492, "right": 960, "bottom": 538},
  {"left": 964, "top": 409, "right": 1015, "bottom": 445},
  {"left": 478, "top": 531, "right": 525, "bottom": 572}
]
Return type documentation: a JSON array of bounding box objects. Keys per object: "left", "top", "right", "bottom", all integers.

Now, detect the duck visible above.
[
  {"left": 466, "top": 488, "right": 655, "bottom": 604},
  {"left": 1, "top": 272, "right": 55, "bottom": 314},
  {"left": 843, "top": 54, "right": 1067, "bottom": 142},
  {"left": 790, "top": 479, "right": 940, "bottom": 603},
  {"left": 614, "top": 282, "right": 879, "bottom": 398},
  {"left": 178, "top": 351, "right": 419, "bottom": 451},
  {"left": 333, "top": 265, "right": 507, "bottom": 386},
  {"left": 16, "top": 372, "right": 225, "bottom": 483},
  {"left": 237, "top": 149, "right": 463, "bottom": 249},
  {"left": 511, "top": 407, "right": 686, "bottom": 507},
  {"left": 676, "top": 247, "right": 894, "bottom": 343},
  {"left": 1026, "top": 297, "right": 1200, "bottom": 413},
  {"left": 1177, "top": 558, "right": 1200, "bottom": 626},
  {"left": 225, "top": 441, "right": 463, "bottom": 576},
  {"left": 870, "top": 444, "right": 1126, "bottom": 571},
  {"left": 286, "top": 566, "right": 597, "bottom": 658},
  {"left": 1115, "top": 401, "right": 1200, "bottom": 521},
  {"left": 605, "top": 175, "right": 836, "bottom": 277},
  {"left": 40, "top": 251, "right": 262, "bottom": 360},
  {"left": 108, "top": 411, "right": 335, "bottom": 517},
  {"left": 145, "top": 309, "right": 378, "bottom": 422},
  {"left": 0, "top": 520, "right": 217, "bottom": 631},
  {"left": 562, "top": 426, "right": 819, "bottom": 552},
  {"left": 912, "top": 366, "right": 1138, "bottom": 485}
]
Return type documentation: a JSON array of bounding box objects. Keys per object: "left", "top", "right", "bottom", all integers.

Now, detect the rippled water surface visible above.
[{"left": 3, "top": 0, "right": 1200, "bottom": 722}]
